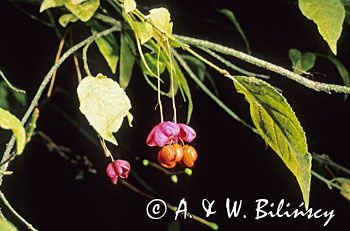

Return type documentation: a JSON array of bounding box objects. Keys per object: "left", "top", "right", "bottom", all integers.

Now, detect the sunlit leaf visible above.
[
  {"left": 0, "top": 107, "right": 26, "bottom": 154},
  {"left": 148, "top": 7, "right": 173, "bottom": 34},
  {"left": 133, "top": 21, "right": 152, "bottom": 44},
  {"left": 299, "top": 0, "right": 345, "bottom": 55},
  {"left": 40, "top": 0, "right": 69, "bottom": 12},
  {"left": 59, "top": 13, "right": 78, "bottom": 27},
  {"left": 218, "top": 9, "right": 250, "bottom": 54},
  {"left": 124, "top": 0, "right": 136, "bottom": 13},
  {"left": 77, "top": 74, "right": 132, "bottom": 145},
  {"left": 91, "top": 21, "right": 119, "bottom": 74},
  {"left": 119, "top": 32, "right": 136, "bottom": 89},
  {"left": 233, "top": 76, "right": 311, "bottom": 208},
  {"left": 65, "top": 0, "right": 99, "bottom": 22},
  {"left": 0, "top": 218, "right": 17, "bottom": 231}
]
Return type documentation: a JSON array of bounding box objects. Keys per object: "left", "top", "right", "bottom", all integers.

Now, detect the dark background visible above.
[{"left": 0, "top": 0, "right": 349, "bottom": 230}]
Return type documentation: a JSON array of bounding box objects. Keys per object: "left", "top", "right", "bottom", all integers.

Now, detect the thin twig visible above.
[
  {"left": 143, "top": 159, "right": 185, "bottom": 175},
  {"left": 311, "top": 170, "right": 343, "bottom": 191},
  {"left": 47, "top": 30, "right": 68, "bottom": 97},
  {"left": 0, "top": 69, "right": 26, "bottom": 93},
  {"left": 37, "top": 131, "right": 96, "bottom": 174},
  {"left": 73, "top": 54, "right": 82, "bottom": 83},
  {"left": 46, "top": 10, "right": 61, "bottom": 39},
  {"left": 0, "top": 191, "right": 38, "bottom": 231},
  {"left": 312, "top": 153, "right": 350, "bottom": 175},
  {"left": 70, "top": 31, "right": 82, "bottom": 83},
  {"left": 82, "top": 39, "right": 94, "bottom": 76},
  {"left": 174, "top": 35, "right": 350, "bottom": 94},
  {"left": 9, "top": 1, "right": 52, "bottom": 27}
]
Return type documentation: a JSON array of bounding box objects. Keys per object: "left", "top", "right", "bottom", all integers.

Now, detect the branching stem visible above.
[{"left": 175, "top": 35, "right": 350, "bottom": 94}]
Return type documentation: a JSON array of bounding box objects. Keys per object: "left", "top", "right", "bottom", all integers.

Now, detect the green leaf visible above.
[
  {"left": 77, "top": 74, "right": 132, "bottom": 145},
  {"left": 124, "top": 0, "right": 136, "bottom": 13},
  {"left": 288, "top": 48, "right": 316, "bottom": 74},
  {"left": 0, "top": 81, "right": 27, "bottom": 113},
  {"left": 133, "top": 22, "right": 152, "bottom": 45},
  {"left": 181, "top": 55, "right": 206, "bottom": 81},
  {"left": 141, "top": 53, "right": 166, "bottom": 76},
  {"left": 148, "top": 7, "right": 173, "bottom": 34},
  {"left": 325, "top": 55, "right": 350, "bottom": 99},
  {"left": 91, "top": 21, "right": 119, "bottom": 74},
  {"left": 298, "top": 0, "right": 345, "bottom": 55},
  {"left": 65, "top": 0, "right": 100, "bottom": 22},
  {"left": 218, "top": 9, "right": 251, "bottom": 54},
  {"left": 173, "top": 60, "right": 193, "bottom": 123},
  {"left": 181, "top": 55, "right": 219, "bottom": 95},
  {"left": 325, "top": 56, "right": 350, "bottom": 87},
  {"left": 300, "top": 52, "right": 316, "bottom": 71},
  {"left": 0, "top": 82, "right": 10, "bottom": 110},
  {"left": 119, "top": 32, "right": 136, "bottom": 89},
  {"left": 233, "top": 76, "right": 311, "bottom": 208},
  {"left": 0, "top": 218, "right": 17, "bottom": 231},
  {"left": 58, "top": 13, "right": 78, "bottom": 27},
  {"left": 0, "top": 107, "right": 26, "bottom": 154}
]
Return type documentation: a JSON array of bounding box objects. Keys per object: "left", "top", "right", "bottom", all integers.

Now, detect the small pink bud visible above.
[
  {"left": 106, "top": 159, "right": 131, "bottom": 185},
  {"left": 146, "top": 121, "right": 180, "bottom": 147},
  {"left": 178, "top": 123, "right": 196, "bottom": 142}
]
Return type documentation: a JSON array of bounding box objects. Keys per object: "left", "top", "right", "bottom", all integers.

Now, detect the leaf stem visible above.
[
  {"left": 174, "top": 35, "right": 350, "bottom": 94},
  {"left": 0, "top": 69, "right": 26, "bottom": 94},
  {"left": 0, "top": 191, "right": 38, "bottom": 231},
  {"left": 167, "top": 40, "right": 177, "bottom": 123},
  {"left": 82, "top": 39, "right": 93, "bottom": 76},
  {"left": 47, "top": 29, "right": 68, "bottom": 97},
  {"left": 312, "top": 153, "right": 350, "bottom": 176},
  {"left": 9, "top": 0, "right": 52, "bottom": 27},
  {"left": 157, "top": 45, "right": 164, "bottom": 122}
]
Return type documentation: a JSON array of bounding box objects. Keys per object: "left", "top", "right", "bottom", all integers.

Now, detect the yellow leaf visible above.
[
  {"left": 148, "top": 7, "right": 173, "bottom": 34},
  {"left": 124, "top": 0, "right": 136, "bottom": 13},
  {"left": 299, "top": 0, "right": 345, "bottom": 55},
  {"left": 77, "top": 74, "right": 132, "bottom": 145},
  {"left": 0, "top": 108, "right": 26, "bottom": 154},
  {"left": 0, "top": 218, "right": 17, "bottom": 231},
  {"left": 65, "top": 0, "right": 100, "bottom": 22}
]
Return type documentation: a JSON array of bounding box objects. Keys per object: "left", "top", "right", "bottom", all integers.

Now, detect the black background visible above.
[{"left": 0, "top": 0, "right": 349, "bottom": 230}]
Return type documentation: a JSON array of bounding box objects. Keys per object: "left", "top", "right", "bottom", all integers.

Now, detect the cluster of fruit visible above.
[{"left": 146, "top": 121, "right": 198, "bottom": 168}]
